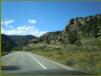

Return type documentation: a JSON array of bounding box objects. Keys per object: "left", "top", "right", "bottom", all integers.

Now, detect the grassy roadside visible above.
[{"left": 22, "top": 37, "right": 101, "bottom": 74}]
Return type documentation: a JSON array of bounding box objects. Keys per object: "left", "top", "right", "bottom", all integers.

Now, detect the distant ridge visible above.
[
  {"left": 9, "top": 35, "right": 37, "bottom": 46},
  {"left": 1, "top": 34, "right": 37, "bottom": 55}
]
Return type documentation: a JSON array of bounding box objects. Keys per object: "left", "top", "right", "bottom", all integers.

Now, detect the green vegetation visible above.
[
  {"left": 2, "top": 14, "right": 101, "bottom": 74},
  {"left": 1, "top": 34, "right": 37, "bottom": 55},
  {"left": 22, "top": 14, "right": 101, "bottom": 74},
  {"left": 22, "top": 36, "right": 101, "bottom": 74},
  {"left": 1, "top": 34, "right": 17, "bottom": 55},
  {"left": 68, "top": 30, "right": 80, "bottom": 44}
]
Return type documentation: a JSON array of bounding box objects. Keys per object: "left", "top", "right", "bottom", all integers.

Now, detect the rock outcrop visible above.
[{"left": 39, "top": 14, "right": 101, "bottom": 44}]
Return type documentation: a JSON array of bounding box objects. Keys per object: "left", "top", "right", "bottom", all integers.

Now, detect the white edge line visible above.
[
  {"left": 33, "top": 53, "right": 77, "bottom": 70},
  {"left": 34, "top": 54, "right": 88, "bottom": 73},
  {"left": 29, "top": 54, "right": 47, "bottom": 70}
]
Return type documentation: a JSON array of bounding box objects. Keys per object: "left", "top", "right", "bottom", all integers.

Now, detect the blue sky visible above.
[{"left": 1, "top": 1, "right": 101, "bottom": 37}]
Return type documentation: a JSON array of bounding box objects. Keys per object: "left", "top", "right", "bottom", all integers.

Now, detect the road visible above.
[{"left": 1, "top": 51, "right": 88, "bottom": 76}]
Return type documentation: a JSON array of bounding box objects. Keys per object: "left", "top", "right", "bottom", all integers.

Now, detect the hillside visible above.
[
  {"left": 9, "top": 35, "right": 37, "bottom": 46},
  {"left": 1, "top": 14, "right": 101, "bottom": 74},
  {"left": 1, "top": 34, "right": 17, "bottom": 55},
  {"left": 22, "top": 14, "right": 101, "bottom": 74},
  {"left": 39, "top": 14, "right": 101, "bottom": 44},
  {"left": 1, "top": 34, "right": 37, "bottom": 55}
]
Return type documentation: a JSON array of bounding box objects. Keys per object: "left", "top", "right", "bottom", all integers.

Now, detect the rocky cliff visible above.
[{"left": 39, "top": 14, "right": 101, "bottom": 44}]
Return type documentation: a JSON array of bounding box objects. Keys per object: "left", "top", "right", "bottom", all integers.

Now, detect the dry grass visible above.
[{"left": 22, "top": 37, "right": 101, "bottom": 74}]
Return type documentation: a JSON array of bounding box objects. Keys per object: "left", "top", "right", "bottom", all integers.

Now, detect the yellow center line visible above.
[{"left": 6, "top": 54, "right": 20, "bottom": 66}]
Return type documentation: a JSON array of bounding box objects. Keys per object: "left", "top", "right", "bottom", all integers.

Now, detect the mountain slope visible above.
[
  {"left": 1, "top": 34, "right": 17, "bottom": 55},
  {"left": 23, "top": 14, "right": 101, "bottom": 74},
  {"left": 1, "top": 34, "right": 37, "bottom": 55},
  {"left": 39, "top": 14, "right": 101, "bottom": 44},
  {"left": 9, "top": 35, "right": 37, "bottom": 46}
]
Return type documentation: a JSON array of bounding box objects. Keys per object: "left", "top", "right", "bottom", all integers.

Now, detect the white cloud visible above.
[
  {"left": 2, "top": 19, "right": 14, "bottom": 26},
  {"left": 1, "top": 19, "right": 47, "bottom": 37},
  {"left": 1, "top": 21, "right": 3, "bottom": 25},
  {"left": 28, "top": 19, "right": 36, "bottom": 24},
  {"left": 1, "top": 25, "right": 47, "bottom": 37},
  {"left": 9, "top": 26, "right": 13, "bottom": 29}
]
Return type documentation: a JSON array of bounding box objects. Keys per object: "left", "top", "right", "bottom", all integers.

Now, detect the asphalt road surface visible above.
[{"left": 1, "top": 51, "right": 88, "bottom": 76}]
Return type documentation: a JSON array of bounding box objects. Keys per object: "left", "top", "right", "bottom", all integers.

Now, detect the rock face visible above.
[
  {"left": 65, "top": 14, "right": 101, "bottom": 32},
  {"left": 39, "top": 31, "right": 63, "bottom": 43},
  {"left": 39, "top": 14, "right": 101, "bottom": 44}
]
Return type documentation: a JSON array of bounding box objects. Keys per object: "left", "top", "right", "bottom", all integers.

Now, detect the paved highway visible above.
[{"left": 1, "top": 51, "right": 88, "bottom": 76}]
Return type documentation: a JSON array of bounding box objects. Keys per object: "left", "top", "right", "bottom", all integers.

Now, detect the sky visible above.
[{"left": 1, "top": 1, "right": 101, "bottom": 37}]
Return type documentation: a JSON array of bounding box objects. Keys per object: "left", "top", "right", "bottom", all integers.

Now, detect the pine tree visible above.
[{"left": 68, "top": 30, "right": 78, "bottom": 44}]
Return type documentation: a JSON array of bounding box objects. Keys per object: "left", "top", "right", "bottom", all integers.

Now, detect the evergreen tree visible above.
[{"left": 68, "top": 30, "right": 78, "bottom": 44}]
